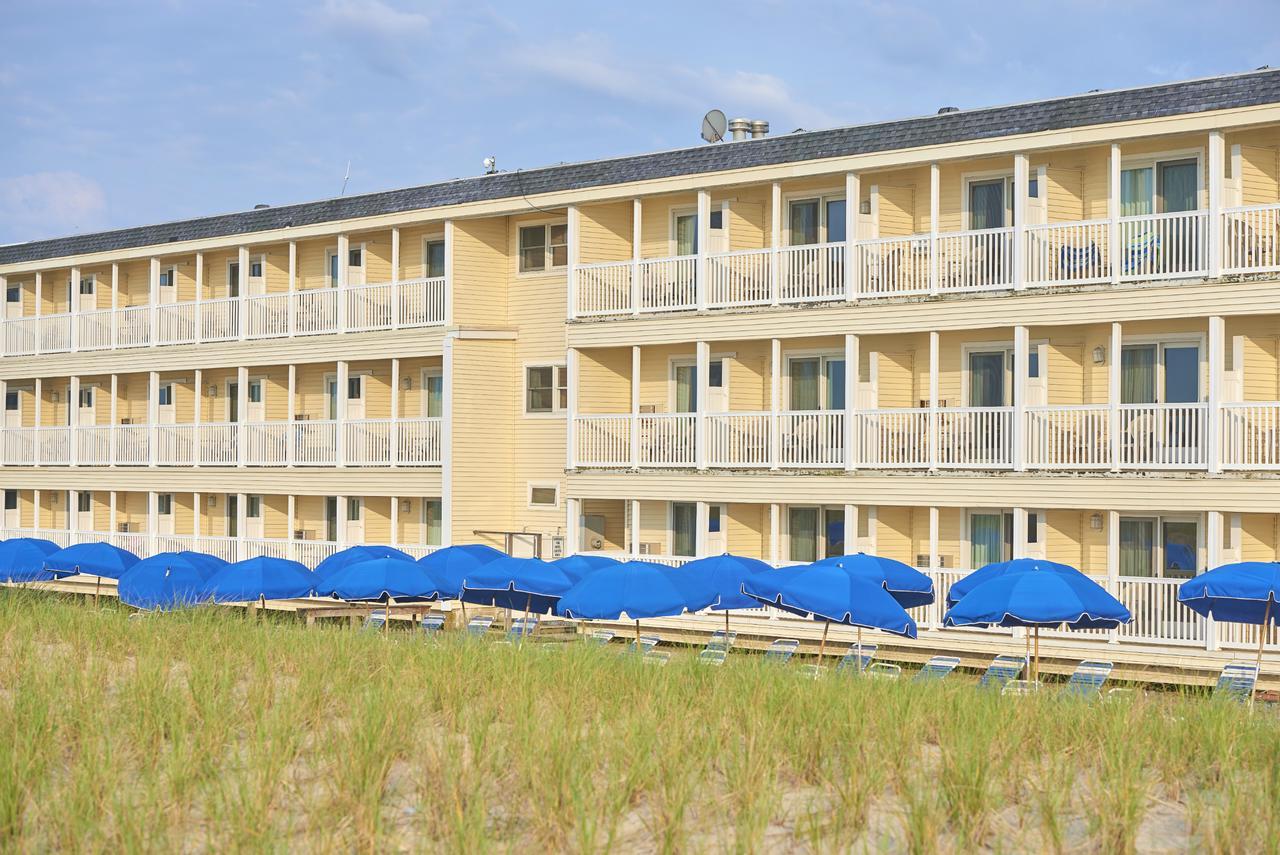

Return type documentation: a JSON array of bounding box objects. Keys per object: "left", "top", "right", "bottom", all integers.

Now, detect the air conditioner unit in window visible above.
[
  {"left": 639, "top": 542, "right": 661, "bottom": 555},
  {"left": 914, "top": 554, "right": 947, "bottom": 569},
  {"left": 294, "top": 529, "right": 312, "bottom": 540},
  {"left": 118, "top": 522, "right": 134, "bottom": 533}
]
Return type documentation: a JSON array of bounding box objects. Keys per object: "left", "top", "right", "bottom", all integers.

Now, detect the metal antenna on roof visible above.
[{"left": 340, "top": 161, "right": 351, "bottom": 197}]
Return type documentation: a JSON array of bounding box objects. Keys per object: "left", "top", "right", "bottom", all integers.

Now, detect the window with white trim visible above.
[
  {"left": 525, "top": 365, "right": 567, "bottom": 413},
  {"left": 159, "top": 266, "right": 177, "bottom": 289},
  {"left": 156, "top": 493, "right": 172, "bottom": 516},
  {"left": 158, "top": 383, "right": 173, "bottom": 407},
  {"left": 528, "top": 483, "right": 559, "bottom": 508},
  {"left": 78, "top": 492, "right": 93, "bottom": 513},
  {"left": 518, "top": 223, "right": 568, "bottom": 273},
  {"left": 425, "top": 240, "right": 446, "bottom": 278}
]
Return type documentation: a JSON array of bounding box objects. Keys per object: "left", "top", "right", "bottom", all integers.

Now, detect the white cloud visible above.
[{"left": 0, "top": 172, "right": 107, "bottom": 242}]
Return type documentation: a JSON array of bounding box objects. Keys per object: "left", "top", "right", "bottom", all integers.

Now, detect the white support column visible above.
[
  {"left": 566, "top": 205, "right": 580, "bottom": 320},
  {"left": 844, "top": 333, "right": 858, "bottom": 471},
  {"left": 1106, "top": 509, "right": 1120, "bottom": 643},
  {"left": 108, "top": 491, "right": 117, "bottom": 538},
  {"left": 695, "top": 340, "right": 709, "bottom": 470},
  {"left": 1206, "top": 509, "right": 1223, "bottom": 651},
  {"left": 695, "top": 501, "right": 708, "bottom": 558},
  {"left": 1013, "top": 153, "right": 1028, "bottom": 290},
  {"left": 1108, "top": 144, "right": 1122, "bottom": 284},
  {"left": 566, "top": 347, "right": 580, "bottom": 469},
  {"left": 629, "top": 499, "right": 641, "bottom": 558},
  {"left": 32, "top": 489, "right": 40, "bottom": 532},
  {"left": 286, "top": 241, "right": 296, "bottom": 336},
  {"left": 630, "top": 345, "right": 641, "bottom": 468},
  {"left": 69, "top": 375, "right": 80, "bottom": 467},
  {"left": 33, "top": 378, "right": 42, "bottom": 466},
  {"left": 770, "top": 182, "right": 782, "bottom": 306},
  {"left": 928, "top": 162, "right": 940, "bottom": 295},
  {"left": 286, "top": 364, "right": 296, "bottom": 468},
  {"left": 390, "top": 495, "right": 400, "bottom": 549},
  {"left": 844, "top": 504, "right": 858, "bottom": 555},
  {"left": 236, "top": 366, "right": 248, "bottom": 469},
  {"left": 768, "top": 503, "right": 780, "bottom": 564},
  {"left": 192, "top": 492, "right": 201, "bottom": 539},
  {"left": 335, "top": 360, "right": 348, "bottom": 467},
  {"left": 769, "top": 338, "right": 781, "bottom": 470},
  {"left": 69, "top": 490, "right": 79, "bottom": 541},
  {"left": 148, "top": 258, "right": 160, "bottom": 346},
  {"left": 148, "top": 371, "right": 159, "bottom": 468},
  {"left": 1208, "top": 130, "right": 1224, "bottom": 279},
  {"left": 1012, "top": 507, "right": 1028, "bottom": 560},
  {"left": 193, "top": 253, "right": 203, "bottom": 344},
  {"left": 191, "top": 369, "right": 202, "bottom": 469},
  {"left": 34, "top": 272, "right": 42, "bottom": 324},
  {"left": 335, "top": 235, "right": 348, "bottom": 332},
  {"left": 287, "top": 494, "right": 297, "bottom": 561},
  {"left": 631, "top": 199, "right": 642, "bottom": 315},
  {"left": 390, "top": 226, "right": 401, "bottom": 328},
  {"left": 929, "top": 505, "right": 940, "bottom": 574},
  {"left": 865, "top": 505, "right": 878, "bottom": 555},
  {"left": 109, "top": 374, "right": 118, "bottom": 467},
  {"left": 0, "top": 378, "right": 5, "bottom": 469},
  {"left": 148, "top": 490, "right": 158, "bottom": 556},
  {"left": 443, "top": 221, "right": 455, "bottom": 327},
  {"left": 390, "top": 358, "right": 400, "bottom": 467},
  {"left": 236, "top": 492, "right": 247, "bottom": 561},
  {"left": 565, "top": 497, "right": 581, "bottom": 555},
  {"left": 845, "top": 172, "right": 860, "bottom": 301},
  {"left": 441, "top": 335, "right": 454, "bottom": 545},
  {"left": 1109, "top": 322, "right": 1122, "bottom": 471},
  {"left": 110, "top": 264, "right": 119, "bottom": 347},
  {"left": 237, "top": 246, "right": 249, "bottom": 339},
  {"left": 928, "top": 331, "right": 939, "bottom": 470},
  {"left": 695, "top": 190, "right": 710, "bottom": 311},
  {"left": 1208, "top": 315, "right": 1224, "bottom": 474},
  {"left": 1013, "top": 325, "right": 1029, "bottom": 472},
  {"left": 69, "top": 266, "right": 80, "bottom": 351}
]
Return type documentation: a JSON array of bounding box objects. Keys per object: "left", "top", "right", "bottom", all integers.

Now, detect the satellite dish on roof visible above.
[{"left": 701, "top": 109, "right": 727, "bottom": 143}]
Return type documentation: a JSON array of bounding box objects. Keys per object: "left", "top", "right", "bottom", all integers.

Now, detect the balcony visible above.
[
  {"left": 573, "top": 204, "right": 1279, "bottom": 318},
  {"left": 0, "top": 276, "right": 446, "bottom": 357},
  {"left": 571, "top": 401, "right": 1280, "bottom": 472},
  {"left": 0, "top": 417, "right": 442, "bottom": 467}
]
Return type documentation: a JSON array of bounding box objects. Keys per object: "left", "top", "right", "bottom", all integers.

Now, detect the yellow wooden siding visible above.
[
  {"left": 876, "top": 185, "right": 916, "bottom": 237},
  {"left": 579, "top": 348, "right": 630, "bottom": 414},
  {"left": 451, "top": 336, "right": 516, "bottom": 550},
  {"left": 581, "top": 499, "right": 626, "bottom": 552},
  {"left": 579, "top": 203, "right": 632, "bottom": 265},
  {"left": 1045, "top": 168, "right": 1085, "bottom": 222},
  {"left": 726, "top": 502, "right": 766, "bottom": 557},
  {"left": 1240, "top": 513, "right": 1278, "bottom": 562}
]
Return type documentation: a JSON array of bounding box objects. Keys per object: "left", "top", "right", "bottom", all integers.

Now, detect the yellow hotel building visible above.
[{"left": 2, "top": 69, "right": 1280, "bottom": 654}]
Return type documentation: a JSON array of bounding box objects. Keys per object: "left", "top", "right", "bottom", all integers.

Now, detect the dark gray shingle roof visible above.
[{"left": 5, "top": 68, "right": 1278, "bottom": 266}]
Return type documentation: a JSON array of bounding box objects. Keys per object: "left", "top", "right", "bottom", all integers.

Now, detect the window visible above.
[
  {"left": 1118, "top": 516, "right": 1198, "bottom": 579},
  {"left": 347, "top": 497, "right": 362, "bottom": 522},
  {"left": 788, "top": 196, "right": 846, "bottom": 245},
  {"left": 78, "top": 276, "right": 94, "bottom": 296},
  {"left": 518, "top": 224, "right": 568, "bottom": 273},
  {"left": 250, "top": 259, "right": 264, "bottom": 279},
  {"left": 3, "top": 490, "right": 16, "bottom": 511},
  {"left": 5, "top": 286, "right": 18, "bottom": 304},
  {"left": 247, "top": 495, "right": 261, "bottom": 518},
  {"left": 347, "top": 376, "right": 363, "bottom": 401},
  {"left": 348, "top": 248, "right": 362, "bottom": 268},
  {"left": 708, "top": 504, "right": 722, "bottom": 534},
  {"left": 158, "top": 384, "right": 173, "bottom": 407},
  {"left": 425, "top": 240, "right": 446, "bottom": 278},
  {"left": 1121, "top": 157, "right": 1199, "bottom": 216},
  {"left": 159, "top": 267, "right": 176, "bottom": 288},
  {"left": 325, "top": 497, "right": 337, "bottom": 541},
  {"left": 528, "top": 483, "right": 559, "bottom": 508},
  {"left": 249, "top": 380, "right": 264, "bottom": 404},
  {"left": 1120, "top": 342, "right": 1200, "bottom": 404},
  {"left": 788, "top": 356, "right": 846, "bottom": 411},
  {"left": 228, "top": 261, "right": 241, "bottom": 297},
  {"left": 156, "top": 493, "right": 172, "bottom": 516},
  {"left": 787, "top": 506, "right": 846, "bottom": 562},
  {"left": 424, "top": 372, "right": 443, "bottom": 418},
  {"left": 4, "top": 389, "right": 16, "bottom": 411},
  {"left": 671, "top": 502, "right": 697, "bottom": 557},
  {"left": 424, "top": 500, "right": 442, "bottom": 546},
  {"left": 78, "top": 386, "right": 93, "bottom": 408},
  {"left": 525, "top": 365, "right": 567, "bottom": 413},
  {"left": 1028, "top": 178, "right": 1039, "bottom": 199},
  {"left": 77, "top": 492, "right": 92, "bottom": 513}
]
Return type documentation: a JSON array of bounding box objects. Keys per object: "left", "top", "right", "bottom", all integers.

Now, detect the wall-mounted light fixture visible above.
[
  {"left": 1092, "top": 346, "right": 1106, "bottom": 365},
  {"left": 208, "top": 385, "right": 218, "bottom": 397},
  {"left": 400, "top": 499, "right": 411, "bottom": 513},
  {"left": 402, "top": 378, "right": 412, "bottom": 390},
  {"left": 859, "top": 200, "right": 871, "bottom": 215},
  {"left": 208, "top": 494, "right": 217, "bottom": 508},
  {"left": 1090, "top": 513, "right": 1103, "bottom": 531}
]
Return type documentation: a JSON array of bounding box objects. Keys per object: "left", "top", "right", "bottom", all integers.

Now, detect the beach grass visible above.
[{"left": 1, "top": 589, "right": 1276, "bottom": 853}]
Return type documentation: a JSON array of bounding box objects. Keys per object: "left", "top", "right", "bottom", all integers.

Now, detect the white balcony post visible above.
[
  {"left": 191, "top": 369, "right": 202, "bottom": 468},
  {"left": 69, "top": 266, "right": 81, "bottom": 351},
  {"left": 32, "top": 490, "right": 40, "bottom": 532},
  {"left": 844, "top": 504, "right": 858, "bottom": 555},
  {"left": 148, "top": 258, "right": 159, "bottom": 346},
  {"left": 1013, "top": 325, "right": 1028, "bottom": 471},
  {"left": 566, "top": 347, "right": 579, "bottom": 469},
  {"left": 695, "top": 340, "right": 709, "bottom": 470},
  {"left": 1108, "top": 144, "right": 1122, "bottom": 284},
  {"left": 928, "top": 331, "right": 939, "bottom": 470},
  {"left": 287, "top": 494, "right": 296, "bottom": 561},
  {"left": 1206, "top": 509, "right": 1223, "bottom": 651},
  {"left": 68, "top": 491, "right": 78, "bottom": 542},
  {"left": 191, "top": 492, "right": 201, "bottom": 539},
  {"left": 148, "top": 490, "right": 158, "bottom": 556},
  {"left": 193, "top": 253, "right": 203, "bottom": 343},
  {"left": 631, "top": 199, "right": 642, "bottom": 315},
  {"left": 236, "top": 492, "right": 247, "bottom": 561},
  {"left": 148, "top": 371, "right": 159, "bottom": 468},
  {"left": 770, "top": 338, "right": 781, "bottom": 471},
  {"left": 390, "top": 358, "right": 400, "bottom": 467},
  {"left": 69, "top": 375, "right": 80, "bottom": 467},
  {"left": 844, "top": 333, "right": 858, "bottom": 471},
  {"left": 336, "top": 360, "right": 348, "bottom": 467},
  {"left": 628, "top": 499, "right": 641, "bottom": 558},
  {"left": 0, "top": 378, "right": 5, "bottom": 469},
  {"left": 286, "top": 364, "right": 296, "bottom": 468},
  {"left": 928, "top": 162, "right": 940, "bottom": 296},
  {"left": 768, "top": 503, "right": 780, "bottom": 564},
  {"left": 109, "top": 374, "right": 118, "bottom": 467},
  {"left": 32, "top": 378, "right": 42, "bottom": 466},
  {"left": 443, "top": 221, "right": 455, "bottom": 326},
  {"left": 630, "top": 345, "right": 641, "bottom": 468},
  {"left": 237, "top": 366, "right": 248, "bottom": 468},
  {"left": 286, "top": 241, "right": 296, "bottom": 337},
  {"left": 565, "top": 497, "right": 581, "bottom": 555},
  {"left": 929, "top": 506, "right": 940, "bottom": 624},
  {"left": 234, "top": 247, "right": 248, "bottom": 339},
  {"left": 1106, "top": 510, "right": 1120, "bottom": 643},
  {"left": 843, "top": 172, "right": 861, "bottom": 302},
  {"left": 1013, "top": 154, "right": 1028, "bottom": 290},
  {"left": 1208, "top": 315, "right": 1223, "bottom": 474},
  {"left": 441, "top": 336, "right": 454, "bottom": 546},
  {"left": 108, "top": 490, "right": 117, "bottom": 537},
  {"left": 390, "top": 495, "right": 399, "bottom": 549},
  {"left": 1109, "top": 322, "right": 1122, "bottom": 471},
  {"left": 335, "top": 235, "right": 349, "bottom": 332},
  {"left": 1208, "top": 130, "right": 1224, "bottom": 279},
  {"left": 34, "top": 272, "right": 42, "bottom": 328},
  {"left": 566, "top": 205, "right": 580, "bottom": 320},
  {"left": 110, "top": 264, "right": 119, "bottom": 348},
  {"left": 695, "top": 501, "right": 708, "bottom": 557},
  {"left": 390, "top": 226, "right": 401, "bottom": 329},
  {"left": 1012, "top": 507, "right": 1028, "bottom": 560},
  {"left": 696, "top": 190, "right": 710, "bottom": 311},
  {"left": 770, "top": 182, "right": 782, "bottom": 306}
]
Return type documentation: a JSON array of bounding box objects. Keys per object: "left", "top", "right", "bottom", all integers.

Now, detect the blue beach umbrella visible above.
[
  {"left": 943, "top": 561, "right": 1131, "bottom": 679},
  {"left": 1179, "top": 562, "right": 1280, "bottom": 680},
  {"left": 201, "top": 556, "right": 314, "bottom": 603},
  {"left": 313, "top": 545, "right": 413, "bottom": 583},
  {"left": 324, "top": 556, "right": 444, "bottom": 602},
  {"left": 418, "top": 544, "right": 506, "bottom": 599},
  {"left": 945, "top": 557, "right": 1079, "bottom": 608},
  {"left": 118, "top": 552, "right": 215, "bottom": 610},
  {"left": 176, "top": 551, "right": 228, "bottom": 576},
  {"left": 670, "top": 553, "right": 771, "bottom": 635},
  {"left": 558, "top": 560, "right": 700, "bottom": 642},
  {"left": 461, "top": 556, "right": 575, "bottom": 615},
  {"left": 44, "top": 541, "right": 140, "bottom": 580},
  {"left": 552, "top": 554, "right": 619, "bottom": 584},
  {"left": 743, "top": 562, "right": 918, "bottom": 660},
  {"left": 815, "top": 553, "right": 935, "bottom": 609},
  {"left": 0, "top": 538, "right": 59, "bottom": 583}
]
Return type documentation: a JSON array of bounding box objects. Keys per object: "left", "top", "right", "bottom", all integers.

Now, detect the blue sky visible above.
[{"left": 1, "top": 0, "right": 1275, "bottom": 243}]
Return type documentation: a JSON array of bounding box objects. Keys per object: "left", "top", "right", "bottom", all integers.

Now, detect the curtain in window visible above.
[
  {"left": 675, "top": 215, "right": 697, "bottom": 257},
  {"left": 790, "top": 201, "right": 820, "bottom": 245},
  {"left": 790, "top": 359, "right": 821, "bottom": 410},
  {"left": 426, "top": 375, "right": 443, "bottom": 417},
  {"left": 969, "top": 181, "right": 1005, "bottom": 229},
  {"left": 674, "top": 365, "right": 697, "bottom": 413},
  {"left": 969, "top": 513, "right": 1003, "bottom": 569},
  {"left": 1158, "top": 162, "right": 1198, "bottom": 213},
  {"left": 672, "top": 502, "right": 697, "bottom": 557},
  {"left": 425, "top": 500, "right": 442, "bottom": 546},
  {"left": 825, "top": 200, "right": 846, "bottom": 243},
  {"left": 789, "top": 507, "right": 818, "bottom": 562},
  {"left": 1120, "top": 168, "right": 1153, "bottom": 217},
  {"left": 826, "top": 359, "right": 846, "bottom": 410},
  {"left": 1119, "top": 518, "right": 1155, "bottom": 577},
  {"left": 1120, "top": 346, "right": 1156, "bottom": 404},
  {"left": 968, "top": 353, "right": 1005, "bottom": 407}
]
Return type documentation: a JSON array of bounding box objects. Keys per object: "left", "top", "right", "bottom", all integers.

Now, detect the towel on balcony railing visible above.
[
  {"left": 1059, "top": 242, "right": 1101, "bottom": 277},
  {"left": 1123, "top": 231, "right": 1160, "bottom": 273}
]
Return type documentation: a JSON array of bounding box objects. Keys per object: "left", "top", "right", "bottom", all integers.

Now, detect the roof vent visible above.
[
  {"left": 728, "top": 118, "right": 751, "bottom": 141},
  {"left": 937, "top": 106, "right": 960, "bottom": 114},
  {"left": 253, "top": 203, "right": 270, "bottom": 209},
  {"left": 750, "top": 120, "right": 769, "bottom": 139}
]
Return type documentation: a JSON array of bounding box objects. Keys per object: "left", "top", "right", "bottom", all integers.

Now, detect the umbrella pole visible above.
[
  {"left": 857, "top": 626, "right": 863, "bottom": 673},
  {"left": 725, "top": 609, "right": 730, "bottom": 636},
  {"left": 635, "top": 619, "right": 641, "bottom": 646},
  {"left": 523, "top": 592, "right": 533, "bottom": 643},
  {"left": 1034, "top": 626, "right": 1040, "bottom": 683},
  {"left": 94, "top": 573, "right": 100, "bottom": 607},
  {"left": 1254, "top": 598, "right": 1272, "bottom": 709},
  {"left": 818, "top": 621, "right": 830, "bottom": 664}
]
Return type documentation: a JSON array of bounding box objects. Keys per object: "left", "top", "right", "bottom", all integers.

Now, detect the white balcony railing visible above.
[
  {"left": 0, "top": 418, "right": 442, "bottom": 467},
  {"left": 0, "top": 277, "right": 446, "bottom": 357},
  {"left": 1023, "top": 405, "right": 1111, "bottom": 469},
  {"left": 571, "top": 204, "right": 1280, "bottom": 318}
]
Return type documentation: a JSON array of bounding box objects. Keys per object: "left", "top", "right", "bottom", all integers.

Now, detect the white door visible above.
[
  {"left": 344, "top": 497, "right": 364, "bottom": 543},
  {"left": 76, "top": 491, "right": 94, "bottom": 533},
  {"left": 247, "top": 256, "right": 267, "bottom": 297},
  {"left": 156, "top": 494, "right": 175, "bottom": 537},
  {"left": 158, "top": 383, "right": 176, "bottom": 425},
  {"left": 247, "top": 379, "right": 265, "bottom": 423},
  {"left": 3, "top": 490, "right": 18, "bottom": 529},
  {"left": 345, "top": 375, "right": 366, "bottom": 419},
  {"left": 706, "top": 504, "right": 727, "bottom": 554},
  {"left": 245, "top": 495, "right": 264, "bottom": 539},
  {"left": 1023, "top": 511, "right": 1046, "bottom": 560},
  {"left": 158, "top": 266, "right": 178, "bottom": 305},
  {"left": 75, "top": 275, "right": 96, "bottom": 313},
  {"left": 4, "top": 283, "right": 21, "bottom": 319},
  {"left": 347, "top": 246, "right": 366, "bottom": 286},
  {"left": 707, "top": 359, "right": 728, "bottom": 413},
  {"left": 77, "top": 385, "right": 96, "bottom": 427},
  {"left": 3, "top": 388, "right": 20, "bottom": 427}
]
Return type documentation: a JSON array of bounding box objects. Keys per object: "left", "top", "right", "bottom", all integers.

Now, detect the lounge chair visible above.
[
  {"left": 643, "top": 650, "right": 672, "bottom": 666},
  {"left": 466, "top": 615, "right": 495, "bottom": 637},
  {"left": 1058, "top": 242, "right": 1102, "bottom": 281},
  {"left": 866, "top": 662, "right": 902, "bottom": 680},
  {"left": 763, "top": 638, "right": 800, "bottom": 664},
  {"left": 1002, "top": 679, "right": 1044, "bottom": 696},
  {"left": 705, "top": 629, "right": 737, "bottom": 652},
  {"left": 1213, "top": 661, "right": 1259, "bottom": 704},
  {"left": 1123, "top": 231, "right": 1160, "bottom": 275},
  {"left": 419, "top": 614, "right": 445, "bottom": 635},
  {"left": 506, "top": 616, "right": 538, "bottom": 641},
  {"left": 914, "top": 655, "right": 961, "bottom": 682},
  {"left": 699, "top": 647, "right": 729, "bottom": 666},
  {"left": 628, "top": 634, "right": 660, "bottom": 655},
  {"left": 978, "top": 654, "right": 1027, "bottom": 691},
  {"left": 588, "top": 629, "right": 615, "bottom": 645},
  {"left": 1063, "top": 660, "right": 1114, "bottom": 699},
  {"left": 362, "top": 610, "right": 387, "bottom": 632},
  {"left": 835, "top": 643, "right": 878, "bottom": 674}
]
